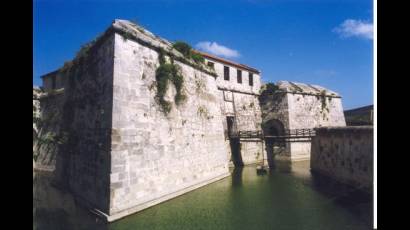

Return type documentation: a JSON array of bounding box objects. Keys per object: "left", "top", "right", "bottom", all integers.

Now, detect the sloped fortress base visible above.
[
  {"left": 43, "top": 19, "right": 230, "bottom": 221},
  {"left": 97, "top": 172, "right": 230, "bottom": 222}
]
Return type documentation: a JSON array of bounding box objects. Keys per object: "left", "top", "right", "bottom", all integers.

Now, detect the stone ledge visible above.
[
  {"left": 314, "top": 126, "right": 373, "bottom": 134},
  {"left": 39, "top": 88, "right": 65, "bottom": 99},
  {"left": 92, "top": 171, "right": 231, "bottom": 222},
  {"left": 33, "top": 165, "right": 55, "bottom": 172},
  {"left": 111, "top": 19, "right": 217, "bottom": 78},
  {"left": 217, "top": 87, "right": 260, "bottom": 96}
]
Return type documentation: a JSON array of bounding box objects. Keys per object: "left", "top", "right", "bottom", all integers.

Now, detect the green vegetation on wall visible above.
[
  {"left": 258, "top": 83, "right": 284, "bottom": 107},
  {"left": 59, "top": 32, "right": 105, "bottom": 77},
  {"left": 317, "top": 90, "right": 330, "bottom": 120},
  {"left": 173, "top": 41, "right": 192, "bottom": 57},
  {"left": 155, "top": 41, "right": 209, "bottom": 115},
  {"left": 259, "top": 83, "right": 279, "bottom": 100},
  {"left": 197, "top": 105, "right": 213, "bottom": 120},
  {"left": 155, "top": 48, "right": 186, "bottom": 114},
  {"left": 172, "top": 41, "right": 205, "bottom": 64},
  {"left": 37, "top": 132, "right": 68, "bottom": 146},
  {"left": 191, "top": 52, "right": 205, "bottom": 63}
]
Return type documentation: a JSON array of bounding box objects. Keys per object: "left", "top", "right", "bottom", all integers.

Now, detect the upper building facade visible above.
[
  {"left": 196, "top": 50, "right": 262, "bottom": 95},
  {"left": 191, "top": 51, "right": 265, "bottom": 166}
]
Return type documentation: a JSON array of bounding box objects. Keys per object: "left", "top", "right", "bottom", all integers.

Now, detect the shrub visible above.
[
  {"left": 191, "top": 52, "right": 205, "bottom": 63},
  {"left": 173, "top": 41, "right": 192, "bottom": 57},
  {"left": 172, "top": 41, "right": 205, "bottom": 64},
  {"left": 259, "top": 83, "right": 279, "bottom": 101}
]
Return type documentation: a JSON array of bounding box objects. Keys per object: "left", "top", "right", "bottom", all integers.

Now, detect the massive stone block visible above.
[
  {"left": 41, "top": 19, "right": 230, "bottom": 221},
  {"left": 109, "top": 29, "right": 229, "bottom": 220}
]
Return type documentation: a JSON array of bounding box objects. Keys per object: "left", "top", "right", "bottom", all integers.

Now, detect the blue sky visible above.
[{"left": 33, "top": 0, "right": 373, "bottom": 110}]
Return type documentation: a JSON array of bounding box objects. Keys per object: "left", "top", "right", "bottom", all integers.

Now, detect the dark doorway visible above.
[
  {"left": 226, "top": 116, "right": 243, "bottom": 167},
  {"left": 262, "top": 119, "right": 285, "bottom": 168},
  {"left": 226, "top": 116, "right": 235, "bottom": 137}
]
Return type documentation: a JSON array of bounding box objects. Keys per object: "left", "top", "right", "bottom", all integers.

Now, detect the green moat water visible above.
[{"left": 33, "top": 161, "right": 372, "bottom": 230}]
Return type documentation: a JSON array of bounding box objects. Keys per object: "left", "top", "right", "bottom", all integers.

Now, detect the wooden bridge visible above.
[{"left": 229, "top": 129, "right": 316, "bottom": 143}]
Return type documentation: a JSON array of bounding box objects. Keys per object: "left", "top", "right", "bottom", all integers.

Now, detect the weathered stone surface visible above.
[
  {"left": 260, "top": 81, "right": 346, "bottom": 161},
  {"left": 109, "top": 32, "right": 229, "bottom": 215},
  {"left": 310, "top": 126, "right": 373, "bottom": 192},
  {"left": 47, "top": 32, "right": 116, "bottom": 214},
  {"left": 33, "top": 86, "right": 65, "bottom": 171},
  {"left": 204, "top": 56, "right": 265, "bottom": 165},
  {"left": 33, "top": 87, "right": 42, "bottom": 137},
  {"left": 39, "top": 19, "right": 230, "bottom": 220}
]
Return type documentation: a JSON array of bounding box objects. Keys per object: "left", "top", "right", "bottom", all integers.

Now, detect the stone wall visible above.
[
  {"left": 220, "top": 90, "right": 265, "bottom": 165},
  {"left": 234, "top": 92, "right": 264, "bottom": 164},
  {"left": 42, "top": 71, "right": 66, "bottom": 92},
  {"left": 260, "top": 91, "right": 290, "bottom": 130},
  {"left": 33, "top": 87, "right": 42, "bottom": 162},
  {"left": 53, "top": 32, "right": 116, "bottom": 214},
  {"left": 287, "top": 93, "right": 346, "bottom": 129},
  {"left": 259, "top": 81, "right": 346, "bottom": 161},
  {"left": 259, "top": 90, "right": 291, "bottom": 159},
  {"left": 34, "top": 89, "right": 65, "bottom": 171},
  {"left": 287, "top": 93, "right": 346, "bottom": 161},
  {"left": 204, "top": 54, "right": 264, "bottom": 165},
  {"left": 33, "top": 87, "right": 42, "bottom": 144},
  {"left": 310, "top": 126, "right": 373, "bottom": 192},
  {"left": 108, "top": 31, "right": 229, "bottom": 220}
]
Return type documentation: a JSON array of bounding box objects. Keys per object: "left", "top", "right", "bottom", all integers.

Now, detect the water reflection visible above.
[
  {"left": 34, "top": 160, "right": 372, "bottom": 230},
  {"left": 33, "top": 171, "right": 107, "bottom": 230},
  {"left": 231, "top": 167, "right": 243, "bottom": 187}
]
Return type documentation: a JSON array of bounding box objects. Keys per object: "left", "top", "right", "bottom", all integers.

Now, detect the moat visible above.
[{"left": 33, "top": 161, "right": 372, "bottom": 230}]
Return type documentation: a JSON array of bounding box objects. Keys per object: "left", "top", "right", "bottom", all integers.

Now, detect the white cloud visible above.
[
  {"left": 195, "top": 41, "right": 240, "bottom": 58},
  {"left": 333, "top": 19, "right": 373, "bottom": 40}
]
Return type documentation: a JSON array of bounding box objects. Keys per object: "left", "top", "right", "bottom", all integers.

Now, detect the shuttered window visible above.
[
  {"left": 224, "top": 66, "right": 230, "bottom": 80},
  {"left": 237, "top": 70, "right": 242, "bottom": 83}
]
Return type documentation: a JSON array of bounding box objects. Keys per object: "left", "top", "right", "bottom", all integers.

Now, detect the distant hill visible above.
[{"left": 344, "top": 105, "right": 373, "bottom": 126}]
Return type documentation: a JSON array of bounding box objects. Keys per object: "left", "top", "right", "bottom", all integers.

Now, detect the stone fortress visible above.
[
  {"left": 259, "top": 81, "right": 346, "bottom": 161},
  {"left": 34, "top": 19, "right": 347, "bottom": 221}
]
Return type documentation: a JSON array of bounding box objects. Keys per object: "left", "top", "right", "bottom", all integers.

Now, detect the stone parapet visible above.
[{"left": 311, "top": 126, "right": 373, "bottom": 192}]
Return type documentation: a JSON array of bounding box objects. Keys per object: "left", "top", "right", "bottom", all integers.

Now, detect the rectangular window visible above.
[
  {"left": 207, "top": 61, "right": 214, "bottom": 69},
  {"left": 249, "top": 73, "right": 253, "bottom": 86},
  {"left": 224, "top": 66, "right": 230, "bottom": 80},
  {"left": 237, "top": 69, "right": 242, "bottom": 84}
]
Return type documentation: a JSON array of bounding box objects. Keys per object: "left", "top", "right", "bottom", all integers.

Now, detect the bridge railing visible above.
[
  {"left": 264, "top": 129, "right": 316, "bottom": 143},
  {"left": 228, "top": 128, "right": 316, "bottom": 142}
]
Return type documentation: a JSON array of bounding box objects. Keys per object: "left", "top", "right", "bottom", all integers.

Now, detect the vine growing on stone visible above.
[
  {"left": 155, "top": 48, "right": 186, "bottom": 114},
  {"left": 318, "top": 90, "right": 330, "bottom": 121}
]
